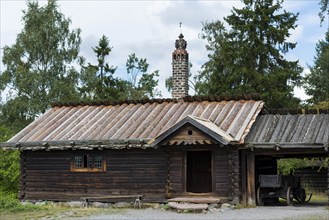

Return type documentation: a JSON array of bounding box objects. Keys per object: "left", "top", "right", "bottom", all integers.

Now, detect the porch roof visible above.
[{"left": 245, "top": 114, "right": 329, "bottom": 150}]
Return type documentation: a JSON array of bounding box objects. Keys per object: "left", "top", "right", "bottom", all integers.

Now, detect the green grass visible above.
[
  {"left": 0, "top": 191, "right": 124, "bottom": 220},
  {"left": 1, "top": 205, "right": 123, "bottom": 220},
  {"left": 235, "top": 204, "right": 256, "bottom": 209},
  {"left": 307, "top": 191, "right": 328, "bottom": 204}
]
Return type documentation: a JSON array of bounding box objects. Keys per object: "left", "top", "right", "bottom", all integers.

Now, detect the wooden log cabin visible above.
[
  {"left": 2, "top": 96, "right": 264, "bottom": 203},
  {"left": 1, "top": 33, "right": 328, "bottom": 205}
]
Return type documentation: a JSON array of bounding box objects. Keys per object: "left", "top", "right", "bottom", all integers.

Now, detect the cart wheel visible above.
[
  {"left": 257, "top": 187, "right": 263, "bottom": 206},
  {"left": 287, "top": 187, "right": 293, "bottom": 206}
]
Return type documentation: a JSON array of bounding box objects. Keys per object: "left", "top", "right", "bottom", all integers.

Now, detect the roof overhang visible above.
[
  {"left": 0, "top": 139, "right": 153, "bottom": 151},
  {"left": 244, "top": 142, "right": 329, "bottom": 151}
]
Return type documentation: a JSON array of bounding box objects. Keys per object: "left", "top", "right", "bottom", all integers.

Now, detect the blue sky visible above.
[{"left": 0, "top": 0, "right": 328, "bottom": 100}]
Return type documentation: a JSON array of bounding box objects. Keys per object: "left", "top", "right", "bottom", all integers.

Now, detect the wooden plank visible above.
[
  {"left": 168, "top": 197, "right": 220, "bottom": 204},
  {"left": 168, "top": 202, "right": 208, "bottom": 211},
  {"left": 246, "top": 152, "right": 255, "bottom": 206},
  {"left": 240, "top": 150, "right": 247, "bottom": 205}
]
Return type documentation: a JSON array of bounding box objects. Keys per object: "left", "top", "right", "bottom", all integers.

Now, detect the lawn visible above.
[{"left": 0, "top": 203, "right": 123, "bottom": 220}]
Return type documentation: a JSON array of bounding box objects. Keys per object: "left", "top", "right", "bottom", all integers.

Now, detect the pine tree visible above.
[
  {"left": 319, "top": 0, "right": 329, "bottom": 25},
  {"left": 80, "top": 38, "right": 160, "bottom": 101},
  {"left": 79, "top": 35, "right": 121, "bottom": 101},
  {"left": 304, "top": 30, "right": 329, "bottom": 104},
  {"left": 195, "top": 0, "right": 303, "bottom": 108}
]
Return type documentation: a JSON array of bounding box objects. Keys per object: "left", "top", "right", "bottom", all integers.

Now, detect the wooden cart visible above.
[{"left": 256, "top": 174, "right": 311, "bottom": 206}]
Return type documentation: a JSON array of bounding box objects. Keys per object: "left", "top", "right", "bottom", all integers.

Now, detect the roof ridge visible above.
[
  {"left": 50, "top": 94, "right": 262, "bottom": 107},
  {"left": 261, "top": 108, "right": 329, "bottom": 115}
]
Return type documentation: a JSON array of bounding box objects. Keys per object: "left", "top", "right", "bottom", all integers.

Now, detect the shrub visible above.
[{"left": 0, "top": 191, "right": 43, "bottom": 212}]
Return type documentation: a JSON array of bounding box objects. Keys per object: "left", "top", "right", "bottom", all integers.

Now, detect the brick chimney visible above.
[{"left": 172, "top": 33, "right": 189, "bottom": 99}]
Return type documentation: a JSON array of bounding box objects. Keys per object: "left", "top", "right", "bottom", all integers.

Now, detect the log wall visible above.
[
  {"left": 167, "top": 150, "right": 184, "bottom": 197},
  {"left": 214, "top": 148, "right": 231, "bottom": 198},
  {"left": 21, "top": 149, "right": 167, "bottom": 202}
]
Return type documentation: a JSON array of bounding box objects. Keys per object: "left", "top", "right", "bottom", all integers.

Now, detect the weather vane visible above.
[{"left": 179, "top": 22, "right": 182, "bottom": 33}]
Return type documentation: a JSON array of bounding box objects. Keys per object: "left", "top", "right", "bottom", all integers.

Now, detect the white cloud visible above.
[
  {"left": 294, "top": 86, "right": 310, "bottom": 101},
  {"left": 288, "top": 25, "right": 304, "bottom": 43},
  {"left": 0, "top": 0, "right": 326, "bottom": 100}
]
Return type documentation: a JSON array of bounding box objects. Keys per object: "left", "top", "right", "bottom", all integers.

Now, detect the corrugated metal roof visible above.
[
  {"left": 245, "top": 114, "right": 329, "bottom": 145},
  {"left": 7, "top": 99, "right": 264, "bottom": 146}
]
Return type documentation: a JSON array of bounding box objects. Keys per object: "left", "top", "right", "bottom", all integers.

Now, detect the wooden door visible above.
[{"left": 186, "top": 151, "right": 212, "bottom": 193}]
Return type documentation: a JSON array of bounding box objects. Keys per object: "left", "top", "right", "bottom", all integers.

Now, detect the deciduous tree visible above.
[
  {"left": 80, "top": 38, "right": 160, "bottom": 101},
  {"left": 0, "top": 0, "right": 82, "bottom": 131},
  {"left": 125, "top": 53, "right": 160, "bottom": 99}
]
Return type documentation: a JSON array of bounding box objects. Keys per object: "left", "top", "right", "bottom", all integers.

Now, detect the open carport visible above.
[{"left": 241, "top": 112, "right": 329, "bottom": 206}]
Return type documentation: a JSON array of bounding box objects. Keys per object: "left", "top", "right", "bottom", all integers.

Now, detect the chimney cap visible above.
[{"left": 175, "top": 33, "right": 187, "bottom": 50}]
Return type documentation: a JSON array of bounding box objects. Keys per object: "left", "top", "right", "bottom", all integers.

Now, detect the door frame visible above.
[{"left": 184, "top": 149, "right": 214, "bottom": 193}]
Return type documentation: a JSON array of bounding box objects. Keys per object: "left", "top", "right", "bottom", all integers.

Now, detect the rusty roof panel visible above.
[
  {"left": 8, "top": 100, "right": 264, "bottom": 144},
  {"left": 246, "top": 114, "right": 329, "bottom": 145}
]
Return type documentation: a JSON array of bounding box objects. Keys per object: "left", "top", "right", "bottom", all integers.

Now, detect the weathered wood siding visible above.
[
  {"left": 167, "top": 146, "right": 236, "bottom": 201},
  {"left": 294, "top": 167, "right": 328, "bottom": 192},
  {"left": 20, "top": 149, "right": 167, "bottom": 202},
  {"left": 214, "top": 149, "right": 230, "bottom": 197},
  {"left": 167, "top": 150, "right": 184, "bottom": 197}
]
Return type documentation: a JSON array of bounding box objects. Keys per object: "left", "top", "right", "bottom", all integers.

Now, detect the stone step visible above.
[
  {"left": 168, "top": 197, "right": 221, "bottom": 204},
  {"left": 168, "top": 202, "right": 208, "bottom": 211}
]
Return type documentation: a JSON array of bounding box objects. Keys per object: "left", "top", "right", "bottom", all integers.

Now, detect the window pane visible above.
[
  {"left": 94, "top": 155, "right": 102, "bottom": 168},
  {"left": 74, "top": 156, "right": 83, "bottom": 168}
]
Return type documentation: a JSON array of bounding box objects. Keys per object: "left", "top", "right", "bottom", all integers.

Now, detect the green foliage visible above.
[
  {"left": 313, "top": 101, "right": 329, "bottom": 109},
  {"left": 0, "top": 191, "right": 21, "bottom": 210},
  {"left": 165, "top": 76, "right": 173, "bottom": 93},
  {"left": 277, "top": 158, "right": 328, "bottom": 175},
  {"left": 304, "top": 30, "right": 329, "bottom": 105},
  {"left": 126, "top": 53, "right": 148, "bottom": 86},
  {"left": 0, "top": 125, "right": 14, "bottom": 142},
  {"left": 0, "top": 191, "right": 44, "bottom": 213},
  {"left": 0, "top": 0, "right": 82, "bottom": 131},
  {"left": 0, "top": 125, "right": 19, "bottom": 194},
  {"left": 0, "top": 150, "right": 20, "bottom": 193},
  {"left": 80, "top": 37, "right": 160, "bottom": 101},
  {"left": 195, "top": 0, "right": 303, "bottom": 108},
  {"left": 125, "top": 53, "right": 161, "bottom": 99},
  {"left": 79, "top": 35, "right": 121, "bottom": 101},
  {"left": 319, "top": 0, "right": 329, "bottom": 25},
  {"left": 0, "top": 98, "right": 34, "bottom": 133}
]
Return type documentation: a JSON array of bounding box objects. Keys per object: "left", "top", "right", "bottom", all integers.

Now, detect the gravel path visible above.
[{"left": 81, "top": 205, "right": 329, "bottom": 220}]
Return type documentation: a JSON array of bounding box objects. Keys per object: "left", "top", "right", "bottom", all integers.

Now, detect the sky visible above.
[{"left": 0, "top": 0, "right": 328, "bottom": 100}]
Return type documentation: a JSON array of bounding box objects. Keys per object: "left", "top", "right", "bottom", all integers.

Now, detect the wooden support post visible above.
[
  {"left": 327, "top": 157, "right": 329, "bottom": 204},
  {"left": 240, "top": 151, "right": 247, "bottom": 205},
  {"left": 246, "top": 152, "right": 256, "bottom": 206},
  {"left": 19, "top": 151, "right": 26, "bottom": 200}
]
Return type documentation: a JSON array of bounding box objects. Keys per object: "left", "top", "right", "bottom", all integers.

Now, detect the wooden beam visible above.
[
  {"left": 327, "top": 165, "right": 329, "bottom": 204},
  {"left": 246, "top": 152, "right": 256, "bottom": 206},
  {"left": 240, "top": 151, "right": 247, "bottom": 205}
]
